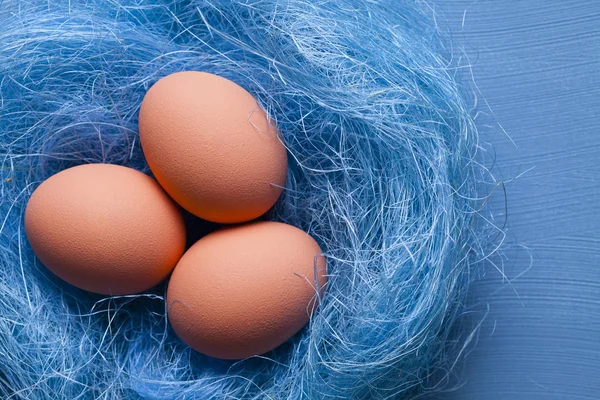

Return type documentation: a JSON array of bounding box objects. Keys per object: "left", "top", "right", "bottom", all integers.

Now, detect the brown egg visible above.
[
  {"left": 24, "top": 164, "right": 186, "bottom": 295},
  {"left": 167, "top": 221, "right": 327, "bottom": 359},
  {"left": 138, "top": 71, "right": 288, "bottom": 224}
]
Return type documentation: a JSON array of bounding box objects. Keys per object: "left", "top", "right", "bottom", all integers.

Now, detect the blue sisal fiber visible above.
[{"left": 0, "top": 0, "right": 488, "bottom": 398}]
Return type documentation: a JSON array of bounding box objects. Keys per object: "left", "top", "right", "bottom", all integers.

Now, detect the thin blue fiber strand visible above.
[{"left": 0, "top": 0, "right": 487, "bottom": 398}]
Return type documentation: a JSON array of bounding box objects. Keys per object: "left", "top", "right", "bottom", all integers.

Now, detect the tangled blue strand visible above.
[{"left": 0, "top": 0, "right": 485, "bottom": 398}]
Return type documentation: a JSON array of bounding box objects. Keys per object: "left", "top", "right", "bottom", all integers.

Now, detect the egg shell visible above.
[
  {"left": 24, "top": 164, "right": 186, "bottom": 295},
  {"left": 138, "top": 71, "right": 288, "bottom": 224},
  {"left": 167, "top": 221, "right": 327, "bottom": 360}
]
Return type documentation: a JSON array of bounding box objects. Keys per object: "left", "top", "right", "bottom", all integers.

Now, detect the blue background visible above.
[{"left": 432, "top": 1, "right": 600, "bottom": 398}]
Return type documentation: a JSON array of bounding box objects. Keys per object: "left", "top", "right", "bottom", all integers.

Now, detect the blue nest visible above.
[{"left": 0, "top": 0, "right": 483, "bottom": 398}]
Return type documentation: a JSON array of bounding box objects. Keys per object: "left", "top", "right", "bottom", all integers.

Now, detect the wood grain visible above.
[{"left": 430, "top": 1, "right": 600, "bottom": 398}]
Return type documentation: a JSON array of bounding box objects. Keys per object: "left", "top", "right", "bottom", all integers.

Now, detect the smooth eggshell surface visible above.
[
  {"left": 167, "top": 221, "right": 327, "bottom": 359},
  {"left": 139, "top": 71, "right": 288, "bottom": 224},
  {"left": 24, "top": 164, "right": 186, "bottom": 295}
]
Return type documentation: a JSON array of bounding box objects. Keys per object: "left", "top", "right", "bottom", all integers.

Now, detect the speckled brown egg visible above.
[
  {"left": 166, "top": 221, "right": 327, "bottom": 360},
  {"left": 138, "top": 71, "right": 288, "bottom": 224},
  {"left": 24, "top": 164, "right": 186, "bottom": 295}
]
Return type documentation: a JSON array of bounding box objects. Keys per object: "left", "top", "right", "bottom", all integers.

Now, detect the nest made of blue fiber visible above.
[{"left": 0, "top": 0, "right": 488, "bottom": 398}]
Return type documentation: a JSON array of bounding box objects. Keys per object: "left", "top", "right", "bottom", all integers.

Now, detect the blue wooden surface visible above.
[{"left": 430, "top": 1, "right": 600, "bottom": 398}]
